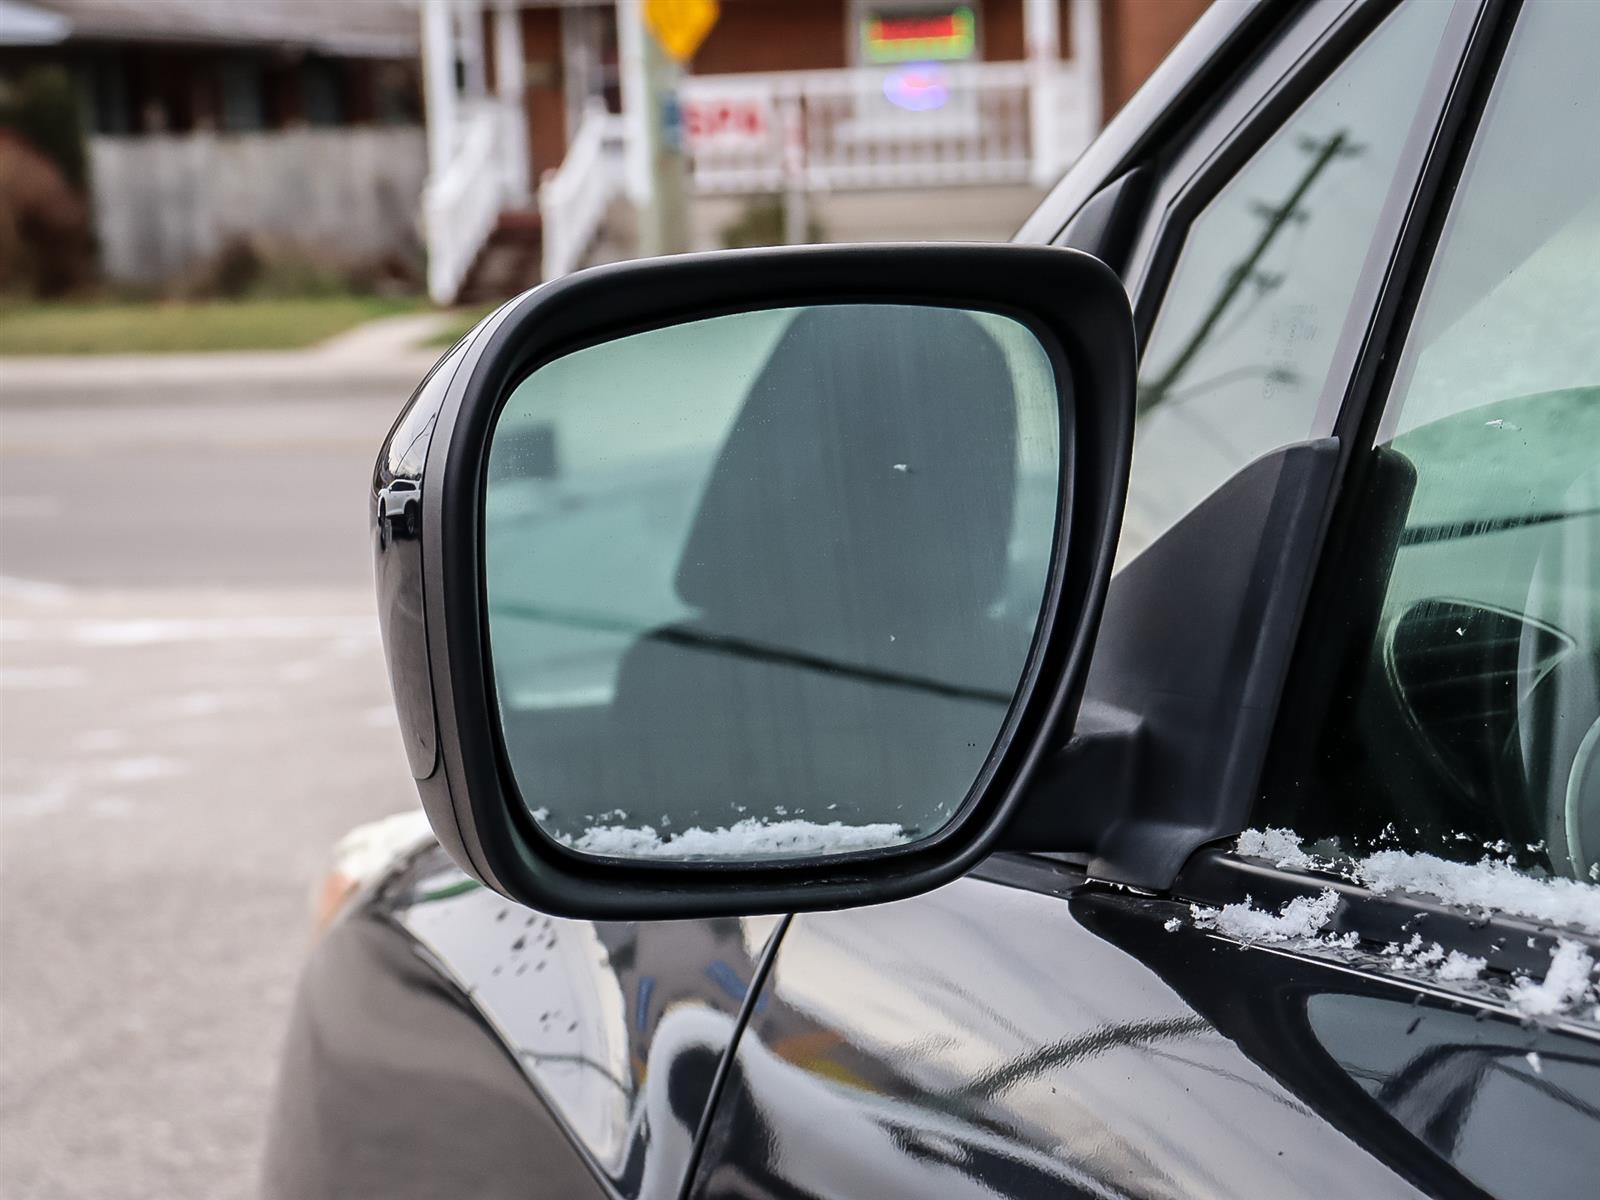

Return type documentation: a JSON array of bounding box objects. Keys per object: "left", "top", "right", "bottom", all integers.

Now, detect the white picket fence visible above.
[
  {"left": 90, "top": 127, "right": 426, "bottom": 286},
  {"left": 680, "top": 60, "right": 1091, "bottom": 194}
]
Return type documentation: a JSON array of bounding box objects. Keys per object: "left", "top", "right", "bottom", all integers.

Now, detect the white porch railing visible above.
[
  {"left": 679, "top": 61, "right": 1095, "bottom": 195},
  {"left": 424, "top": 99, "right": 518, "bottom": 305},
  {"left": 539, "top": 101, "right": 628, "bottom": 282},
  {"left": 455, "top": 61, "right": 1097, "bottom": 289}
]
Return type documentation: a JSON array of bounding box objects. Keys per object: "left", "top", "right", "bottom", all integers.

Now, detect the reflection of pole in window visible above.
[{"left": 1138, "top": 130, "right": 1363, "bottom": 416}]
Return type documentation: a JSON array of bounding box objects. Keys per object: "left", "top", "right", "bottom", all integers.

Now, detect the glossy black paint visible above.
[
  {"left": 267, "top": 845, "right": 1600, "bottom": 1200},
  {"left": 692, "top": 858, "right": 1600, "bottom": 1200},
  {"left": 262, "top": 877, "right": 602, "bottom": 1200},
  {"left": 265, "top": 843, "right": 782, "bottom": 1200}
]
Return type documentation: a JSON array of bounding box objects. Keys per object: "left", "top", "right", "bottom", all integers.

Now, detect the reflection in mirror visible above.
[{"left": 484, "top": 304, "right": 1060, "bottom": 862}]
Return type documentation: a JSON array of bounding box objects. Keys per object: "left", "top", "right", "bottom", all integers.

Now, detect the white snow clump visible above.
[
  {"left": 1189, "top": 889, "right": 1340, "bottom": 944},
  {"left": 555, "top": 817, "right": 906, "bottom": 859}
]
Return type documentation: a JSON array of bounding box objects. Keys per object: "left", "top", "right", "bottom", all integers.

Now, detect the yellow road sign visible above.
[{"left": 644, "top": 0, "right": 720, "bottom": 63}]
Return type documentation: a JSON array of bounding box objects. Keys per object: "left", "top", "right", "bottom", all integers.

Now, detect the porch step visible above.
[{"left": 456, "top": 208, "right": 543, "bottom": 304}]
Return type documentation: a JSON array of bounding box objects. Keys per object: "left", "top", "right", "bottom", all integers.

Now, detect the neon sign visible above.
[
  {"left": 862, "top": 5, "right": 977, "bottom": 64},
  {"left": 883, "top": 65, "right": 950, "bottom": 111}
]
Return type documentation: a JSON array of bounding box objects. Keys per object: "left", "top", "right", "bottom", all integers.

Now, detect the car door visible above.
[{"left": 684, "top": 2, "right": 1599, "bottom": 1197}]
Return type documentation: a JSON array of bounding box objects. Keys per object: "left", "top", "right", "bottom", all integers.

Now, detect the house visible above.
[
  {"left": 418, "top": 0, "right": 1211, "bottom": 303},
  {"left": 0, "top": 0, "right": 1210, "bottom": 300},
  {"left": 0, "top": 0, "right": 426, "bottom": 284},
  {"left": 0, "top": 0, "right": 422, "bottom": 133}
]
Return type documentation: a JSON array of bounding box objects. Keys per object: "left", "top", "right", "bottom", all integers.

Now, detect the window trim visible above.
[
  {"left": 1124, "top": 0, "right": 1486, "bottom": 445},
  {"left": 1256, "top": 0, "right": 1519, "bottom": 841},
  {"left": 1016, "top": 0, "right": 1504, "bottom": 895},
  {"left": 1229, "top": 0, "right": 1600, "bottom": 967}
]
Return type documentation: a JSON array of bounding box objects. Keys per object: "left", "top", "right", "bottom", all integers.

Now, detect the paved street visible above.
[{"left": 0, "top": 349, "right": 436, "bottom": 1198}]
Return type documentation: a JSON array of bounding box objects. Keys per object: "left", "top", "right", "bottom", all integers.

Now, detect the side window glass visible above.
[
  {"left": 1270, "top": 1, "right": 1600, "bottom": 890},
  {"left": 1122, "top": 1, "right": 1451, "bottom": 564}
]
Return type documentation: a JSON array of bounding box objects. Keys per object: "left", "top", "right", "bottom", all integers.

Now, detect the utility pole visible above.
[
  {"left": 622, "top": 2, "right": 691, "bottom": 257},
  {"left": 1139, "top": 130, "right": 1361, "bottom": 413}
]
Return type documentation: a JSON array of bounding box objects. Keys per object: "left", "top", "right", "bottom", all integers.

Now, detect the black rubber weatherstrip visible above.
[{"left": 677, "top": 913, "right": 794, "bottom": 1200}]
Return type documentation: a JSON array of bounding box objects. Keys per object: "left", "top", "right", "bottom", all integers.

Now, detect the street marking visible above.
[
  {"left": 0, "top": 666, "right": 86, "bottom": 689},
  {"left": 0, "top": 617, "right": 378, "bottom": 644}
]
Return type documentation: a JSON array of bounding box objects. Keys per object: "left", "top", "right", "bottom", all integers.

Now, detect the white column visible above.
[
  {"left": 1071, "top": 0, "right": 1103, "bottom": 139},
  {"left": 421, "top": 0, "right": 458, "bottom": 178},
  {"left": 617, "top": 0, "right": 652, "bottom": 208},
  {"left": 560, "top": 3, "right": 595, "bottom": 142},
  {"left": 494, "top": 0, "right": 530, "bottom": 200},
  {"left": 458, "top": 0, "right": 488, "bottom": 100},
  {"left": 1025, "top": 0, "right": 1062, "bottom": 187}
]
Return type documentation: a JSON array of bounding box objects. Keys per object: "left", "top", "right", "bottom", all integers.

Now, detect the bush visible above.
[
  {"left": 0, "top": 66, "right": 88, "bottom": 193},
  {"left": 0, "top": 131, "right": 94, "bottom": 297},
  {"left": 175, "top": 235, "right": 422, "bottom": 302},
  {"left": 0, "top": 68, "right": 94, "bottom": 297}
]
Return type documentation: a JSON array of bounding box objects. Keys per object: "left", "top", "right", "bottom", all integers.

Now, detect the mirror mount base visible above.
[{"left": 997, "top": 700, "right": 1143, "bottom": 852}]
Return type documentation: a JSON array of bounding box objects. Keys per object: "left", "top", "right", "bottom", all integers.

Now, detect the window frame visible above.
[
  {"left": 1122, "top": 0, "right": 1487, "bottom": 436},
  {"left": 1232, "top": 0, "right": 1600, "bottom": 968},
  {"left": 1018, "top": 0, "right": 1505, "bottom": 896}
]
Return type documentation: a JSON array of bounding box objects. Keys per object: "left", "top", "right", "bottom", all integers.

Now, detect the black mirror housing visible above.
[{"left": 374, "top": 244, "right": 1134, "bottom": 919}]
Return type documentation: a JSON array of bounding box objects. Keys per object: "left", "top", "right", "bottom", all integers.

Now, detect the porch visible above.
[{"left": 420, "top": 1, "right": 1104, "bottom": 305}]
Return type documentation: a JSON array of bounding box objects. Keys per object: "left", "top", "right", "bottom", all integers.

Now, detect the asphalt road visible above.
[{"left": 0, "top": 381, "right": 423, "bottom": 1198}]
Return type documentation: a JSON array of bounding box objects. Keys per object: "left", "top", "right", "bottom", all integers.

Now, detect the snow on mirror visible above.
[{"left": 483, "top": 304, "right": 1061, "bottom": 862}]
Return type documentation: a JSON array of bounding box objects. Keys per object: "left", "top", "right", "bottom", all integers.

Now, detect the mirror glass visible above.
[{"left": 484, "top": 303, "right": 1061, "bottom": 861}]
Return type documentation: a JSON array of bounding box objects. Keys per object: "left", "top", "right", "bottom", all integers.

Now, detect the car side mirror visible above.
[{"left": 374, "top": 244, "right": 1134, "bottom": 918}]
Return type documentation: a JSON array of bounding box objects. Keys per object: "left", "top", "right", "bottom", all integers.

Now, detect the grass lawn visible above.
[{"left": 0, "top": 295, "right": 431, "bottom": 356}]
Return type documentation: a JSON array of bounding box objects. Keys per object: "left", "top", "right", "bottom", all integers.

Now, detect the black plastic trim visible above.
[
  {"left": 1257, "top": 0, "right": 1520, "bottom": 830},
  {"left": 1177, "top": 847, "right": 1600, "bottom": 1014},
  {"left": 1000, "top": 438, "right": 1339, "bottom": 886},
  {"left": 1054, "top": 167, "right": 1151, "bottom": 278},
  {"left": 1126, "top": 0, "right": 1478, "bottom": 359},
  {"left": 1000, "top": 0, "right": 1489, "bottom": 889},
  {"left": 1017, "top": 0, "right": 1296, "bottom": 245}
]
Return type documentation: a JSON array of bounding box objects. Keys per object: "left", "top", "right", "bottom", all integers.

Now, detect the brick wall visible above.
[
  {"left": 1100, "top": 0, "right": 1212, "bottom": 117},
  {"left": 520, "top": 7, "right": 568, "bottom": 177},
  {"left": 689, "top": 0, "right": 1060, "bottom": 74},
  {"left": 691, "top": 0, "right": 850, "bottom": 74}
]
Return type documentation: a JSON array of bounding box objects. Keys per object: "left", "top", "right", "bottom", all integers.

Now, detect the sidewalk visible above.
[{"left": 0, "top": 311, "right": 454, "bottom": 407}]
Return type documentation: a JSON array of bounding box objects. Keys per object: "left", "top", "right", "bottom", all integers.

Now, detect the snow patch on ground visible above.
[
  {"left": 1189, "top": 889, "right": 1340, "bottom": 944},
  {"left": 331, "top": 809, "right": 436, "bottom": 885},
  {"left": 554, "top": 817, "right": 906, "bottom": 859},
  {"left": 101, "top": 756, "right": 184, "bottom": 783},
  {"left": 0, "top": 666, "right": 86, "bottom": 690}
]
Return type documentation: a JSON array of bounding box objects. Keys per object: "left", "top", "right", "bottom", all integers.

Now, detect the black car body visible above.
[{"left": 265, "top": 2, "right": 1600, "bottom": 1196}]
